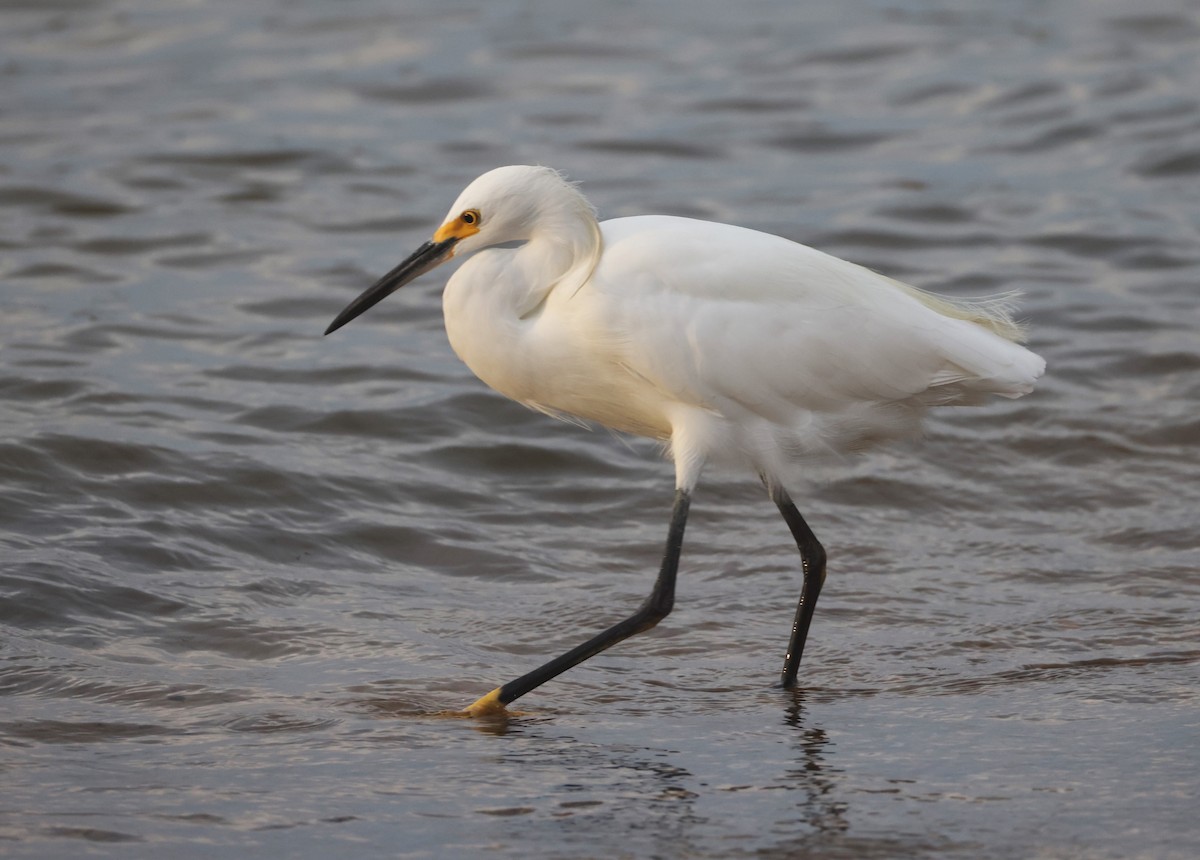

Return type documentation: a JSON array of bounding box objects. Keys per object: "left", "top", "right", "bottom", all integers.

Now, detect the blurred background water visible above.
[{"left": 2, "top": 0, "right": 1198, "bottom": 857}]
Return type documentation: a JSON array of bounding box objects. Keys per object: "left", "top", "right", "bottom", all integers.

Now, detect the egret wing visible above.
[{"left": 588, "top": 216, "right": 1041, "bottom": 423}]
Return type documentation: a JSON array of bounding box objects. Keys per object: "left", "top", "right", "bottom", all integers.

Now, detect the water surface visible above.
[{"left": 2, "top": 0, "right": 1198, "bottom": 857}]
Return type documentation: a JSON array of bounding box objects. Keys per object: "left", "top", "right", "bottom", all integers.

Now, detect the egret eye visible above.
[{"left": 461, "top": 209, "right": 480, "bottom": 226}]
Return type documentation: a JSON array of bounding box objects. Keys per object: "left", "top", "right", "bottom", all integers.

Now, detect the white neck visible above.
[{"left": 440, "top": 210, "right": 602, "bottom": 405}]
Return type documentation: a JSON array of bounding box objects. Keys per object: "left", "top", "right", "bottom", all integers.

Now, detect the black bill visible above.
[{"left": 324, "top": 238, "right": 457, "bottom": 335}]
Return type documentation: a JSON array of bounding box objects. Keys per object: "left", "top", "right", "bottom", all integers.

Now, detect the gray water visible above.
[{"left": 2, "top": 0, "right": 1198, "bottom": 857}]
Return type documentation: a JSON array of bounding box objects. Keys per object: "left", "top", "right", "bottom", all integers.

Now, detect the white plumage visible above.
[
  {"left": 437, "top": 167, "right": 1042, "bottom": 491},
  {"left": 324, "top": 165, "right": 1045, "bottom": 716}
]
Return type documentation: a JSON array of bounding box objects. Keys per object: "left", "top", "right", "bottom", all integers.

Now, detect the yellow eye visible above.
[{"left": 433, "top": 209, "right": 482, "bottom": 243}]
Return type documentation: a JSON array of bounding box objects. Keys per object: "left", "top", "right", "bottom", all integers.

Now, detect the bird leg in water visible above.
[
  {"left": 463, "top": 489, "right": 692, "bottom": 716},
  {"left": 772, "top": 487, "right": 827, "bottom": 689}
]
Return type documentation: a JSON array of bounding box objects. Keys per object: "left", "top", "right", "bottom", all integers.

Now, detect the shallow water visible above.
[{"left": 2, "top": 0, "right": 1198, "bottom": 857}]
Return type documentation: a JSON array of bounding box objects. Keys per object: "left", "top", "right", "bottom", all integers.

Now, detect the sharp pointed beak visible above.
[{"left": 324, "top": 238, "right": 457, "bottom": 335}]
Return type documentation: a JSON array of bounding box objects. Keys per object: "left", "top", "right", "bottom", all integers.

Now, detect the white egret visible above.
[{"left": 324, "top": 165, "right": 1045, "bottom": 717}]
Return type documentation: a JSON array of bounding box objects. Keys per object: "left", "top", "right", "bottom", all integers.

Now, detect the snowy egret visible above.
[{"left": 324, "top": 165, "right": 1045, "bottom": 717}]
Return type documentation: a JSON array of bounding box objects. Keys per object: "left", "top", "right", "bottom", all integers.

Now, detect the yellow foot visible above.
[{"left": 462, "top": 687, "right": 508, "bottom": 717}]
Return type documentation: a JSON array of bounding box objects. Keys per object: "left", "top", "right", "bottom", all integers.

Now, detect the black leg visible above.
[
  {"left": 464, "top": 488, "right": 691, "bottom": 715},
  {"left": 772, "top": 486, "right": 827, "bottom": 689}
]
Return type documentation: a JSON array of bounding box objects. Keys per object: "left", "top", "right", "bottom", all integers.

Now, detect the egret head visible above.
[
  {"left": 324, "top": 166, "right": 591, "bottom": 335},
  {"left": 436, "top": 165, "right": 594, "bottom": 253}
]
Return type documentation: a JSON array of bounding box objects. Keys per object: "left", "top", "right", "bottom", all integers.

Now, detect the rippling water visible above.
[{"left": 3, "top": 0, "right": 1198, "bottom": 857}]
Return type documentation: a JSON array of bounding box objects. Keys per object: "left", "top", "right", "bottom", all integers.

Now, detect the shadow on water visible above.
[
  {"left": 759, "top": 690, "right": 977, "bottom": 859},
  {"left": 780, "top": 691, "right": 848, "bottom": 837},
  {"left": 452, "top": 687, "right": 980, "bottom": 859},
  {"left": 348, "top": 678, "right": 957, "bottom": 858}
]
